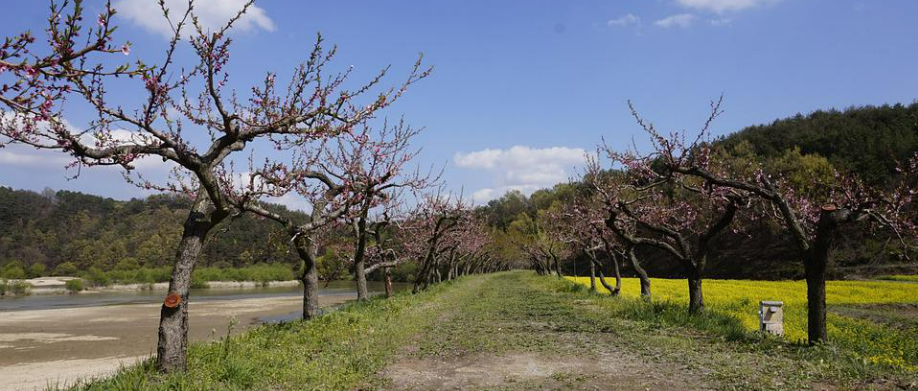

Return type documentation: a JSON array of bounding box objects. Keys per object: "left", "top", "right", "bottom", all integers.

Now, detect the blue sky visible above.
[{"left": 1, "top": 0, "right": 917, "bottom": 206}]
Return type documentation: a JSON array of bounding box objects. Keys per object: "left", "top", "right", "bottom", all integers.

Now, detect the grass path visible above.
[
  {"left": 65, "top": 272, "right": 917, "bottom": 391},
  {"left": 373, "top": 272, "right": 714, "bottom": 391},
  {"left": 373, "top": 272, "right": 917, "bottom": 391}
]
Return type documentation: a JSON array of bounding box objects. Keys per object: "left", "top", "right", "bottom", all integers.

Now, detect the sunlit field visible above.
[{"left": 568, "top": 276, "right": 918, "bottom": 371}]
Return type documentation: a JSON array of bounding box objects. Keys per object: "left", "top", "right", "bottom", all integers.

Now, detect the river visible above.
[{"left": 0, "top": 281, "right": 401, "bottom": 391}]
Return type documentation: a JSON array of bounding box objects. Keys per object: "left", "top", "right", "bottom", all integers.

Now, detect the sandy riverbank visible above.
[{"left": 0, "top": 293, "right": 353, "bottom": 391}]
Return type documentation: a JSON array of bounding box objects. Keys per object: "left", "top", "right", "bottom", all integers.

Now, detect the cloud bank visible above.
[
  {"left": 654, "top": 14, "right": 696, "bottom": 28},
  {"left": 675, "top": 0, "right": 782, "bottom": 14},
  {"left": 454, "top": 146, "right": 587, "bottom": 203},
  {"left": 608, "top": 13, "right": 641, "bottom": 27},
  {"left": 114, "top": 0, "right": 275, "bottom": 39}
]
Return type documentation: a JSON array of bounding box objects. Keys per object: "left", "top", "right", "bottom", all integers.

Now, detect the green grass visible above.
[
  {"left": 56, "top": 272, "right": 917, "bottom": 391},
  {"left": 831, "top": 304, "right": 918, "bottom": 332}
]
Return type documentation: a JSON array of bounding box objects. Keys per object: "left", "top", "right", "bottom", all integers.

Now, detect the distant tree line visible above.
[
  {"left": 0, "top": 188, "right": 302, "bottom": 277},
  {"left": 477, "top": 102, "right": 918, "bottom": 281}
]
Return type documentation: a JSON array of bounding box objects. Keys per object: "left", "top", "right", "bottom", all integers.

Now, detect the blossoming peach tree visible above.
[
  {"left": 0, "top": 0, "right": 428, "bottom": 372},
  {"left": 623, "top": 97, "right": 917, "bottom": 342},
  {"left": 233, "top": 119, "right": 435, "bottom": 315},
  {"left": 439, "top": 211, "right": 497, "bottom": 278},
  {"left": 584, "top": 100, "right": 744, "bottom": 314},
  {"left": 398, "top": 190, "right": 469, "bottom": 293},
  {"left": 549, "top": 191, "right": 632, "bottom": 296},
  {"left": 337, "top": 120, "right": 437, "bottom": 300}
]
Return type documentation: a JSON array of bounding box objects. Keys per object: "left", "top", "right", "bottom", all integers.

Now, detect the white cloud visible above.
[
  {"left": 113, "top": 0, "right": 275, "bottom": 39},
  {"left": 270, "top": 193, "right": 312, "bottom": 213},
  {"left": 607, "top": 13, "right": 641, "bottom": 27},
  {"left": 454, "top": 149, "right": 503, "bottom": 169},
  {"left": 454, "top": 145, "right": 587, "bottom": 203},
  {"left": 471, "top": 185, "right": 542, "bottom": 204},
  {"left": 675, "top": 0, "right": 781, "bottom": 14},
  {"left": 654, "top": 13, "right": 696, "bottom": 28},
  {"left": 1, "top": 112, "right": 174, "bottom": 172},
  {"left": 0, "top": 142, "right": 173, "bottom": 172},
  {"left": 0, "top": 148, "right": 71, "bottom": 167}
]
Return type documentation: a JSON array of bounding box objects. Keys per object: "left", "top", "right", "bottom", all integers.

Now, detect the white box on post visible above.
[{"left": 758, "top": 300, "right": 784, "bottom": 336}]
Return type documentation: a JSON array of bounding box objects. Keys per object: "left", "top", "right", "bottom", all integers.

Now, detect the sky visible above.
[{"left": 1, "top": 0, "right": 917, "bottom": 208}]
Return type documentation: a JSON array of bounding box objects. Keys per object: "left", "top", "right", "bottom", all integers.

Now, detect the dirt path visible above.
[{"left": 375, "top": 274, "right": 715, "bottom": 391}]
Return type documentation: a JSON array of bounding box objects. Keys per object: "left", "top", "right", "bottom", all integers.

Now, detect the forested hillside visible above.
[
  {"left": 477, "top": 103, "right": 918, "bottom": 280},
  {"left": 0, "top": 188, "right": 303, "bottom": 277},
  {"left": 2, "top": 103, "right": 916, "bottom": 281},
  {"left": 721, "top": 102, "right": 918, "bottom": 185}
]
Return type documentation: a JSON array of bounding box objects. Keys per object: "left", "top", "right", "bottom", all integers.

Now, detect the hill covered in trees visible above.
[
  {"left": 721, "top": 102, "right": 918, "bottom": 185},
  {"left": 2, "top": 103, "right": 916, "bottom": 282},
  {"left": 477, "top": 103, "right": 918, "bottom": 280},
  {"left": 0, "top": 188, "right": 304, "bottom": 279}
]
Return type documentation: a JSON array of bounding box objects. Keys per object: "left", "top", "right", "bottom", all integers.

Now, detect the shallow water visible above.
[{"left": 0, "top": 280, "right": 404, "bottom": 312}]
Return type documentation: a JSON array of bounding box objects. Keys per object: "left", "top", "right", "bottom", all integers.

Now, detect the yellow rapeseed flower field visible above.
[{"left": 568, "top": 276, "right": 918, "bottom": 371}]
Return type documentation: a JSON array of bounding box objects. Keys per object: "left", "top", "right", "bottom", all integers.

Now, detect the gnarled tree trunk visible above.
[
  {"left": 354, "top": 259, "right": 369, "bottom": 301},
  {"left": 805, "top": 265, "right": 827, "bottom": 343},
  {"left": 354, "top": 215, "right": 370, "bottom": 301},
  {"left": 625, "top": 246, "right": 651, "bottom": 299},
  {"left": 596, "top": 269, "right": 618, "bottom": 296},
  {"left": 805, "top": 208, "right": 838, "bottom": 344},
  {"left": 414, "top": 246, "right": 438, "bottom": 293},
  {"left": 434, "top": 257, "right": 442, "bottom": 283},
  {"left": 588, "top": 259, "right": 597, "bottom": 292},
  {"left": 551, "top": 253, "right": 562, "bottom": 278},
  {"left": 156, "top": 193, "right": 225, "bottom": 373},
  {"left": 686, "top": 256, "right": 707, "bottom": 314},
  {"left": 687, "top": 274, "right": 704, "bottom": 314},
  {"left": 601, "top": 239, "right": 623, "bottom": 296},
  {"left": 293, "top": 235, "right": 320, "bottom": 320},
  {"left": 588, "top": 249, "right": 621, "bottom": 296}
]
